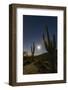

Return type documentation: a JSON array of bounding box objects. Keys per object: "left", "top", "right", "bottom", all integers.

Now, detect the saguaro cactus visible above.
[
  {"left": 43, "top": 25, "right": 57, "bottom": 72},
  {"left": 43, "top": 25, "right": 56, "bottom": 54},
  {"left": 31, "top": 42, "right": 35, "bottom": 61}
]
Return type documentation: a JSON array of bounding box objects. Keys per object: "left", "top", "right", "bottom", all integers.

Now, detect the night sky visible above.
[{"left": 23, "top": 15, "right": 57, "bottom": 56}]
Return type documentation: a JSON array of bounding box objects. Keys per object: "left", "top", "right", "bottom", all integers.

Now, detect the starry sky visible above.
[{"left": 23, "top": 15, "right": 57, "bottom": 56}]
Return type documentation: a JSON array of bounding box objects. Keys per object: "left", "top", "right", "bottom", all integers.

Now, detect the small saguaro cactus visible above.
[{"left": 31, "top": 42, "right": 35, "bottom": 61}]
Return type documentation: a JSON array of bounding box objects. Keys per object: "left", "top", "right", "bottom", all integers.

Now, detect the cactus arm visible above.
[
  {"left": 45, "top": 25, "right": 50, "bottom": 46},
  {"left": 43, "top": 33, "right": 49, "bottom": 51}
]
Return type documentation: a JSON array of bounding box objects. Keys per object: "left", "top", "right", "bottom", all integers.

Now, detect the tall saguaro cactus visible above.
[
  {"left": 31, "top": 42, "right": 35, "bottom": 61},
  {"left": 43, "top": 25, "right": 56, "bottom": 54},
  {"left": 43, "top": 25, "right": 57, "bottom": 72}
]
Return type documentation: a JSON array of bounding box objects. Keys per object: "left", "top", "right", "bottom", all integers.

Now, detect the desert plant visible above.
[
  {"left": 43, "top": 25, "right": 56, "bottom": 54},
  {"left": 31, "top": 42, "right": 35, "bottom": 61},
  {"left": 42, "top": 25, "right": 57, "bottom": 72}
]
